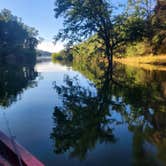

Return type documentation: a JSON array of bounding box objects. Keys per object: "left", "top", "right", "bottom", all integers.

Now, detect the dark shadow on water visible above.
[
  {"left": 51, "top": 63, "right": 166, "bottom": 165},
  {"left": 0, "top": 63, "right": 38, "bottom": 108},
  {"left": 51, "top": 70, "right": 118, "bottom": 160}
]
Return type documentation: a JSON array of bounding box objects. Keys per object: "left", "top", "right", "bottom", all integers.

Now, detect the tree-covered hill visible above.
[{"left": 0, "top": 9, "right": 39, "bottom": 63}]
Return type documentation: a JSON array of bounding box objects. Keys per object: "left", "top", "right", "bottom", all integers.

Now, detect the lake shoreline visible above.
[{"left": 114, "top": 55, "right": 166, "bottom": 71}]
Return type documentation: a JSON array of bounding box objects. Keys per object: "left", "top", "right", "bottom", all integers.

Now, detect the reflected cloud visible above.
[{"left": 35, "top": 62, "right": 70, "bottom": 72}]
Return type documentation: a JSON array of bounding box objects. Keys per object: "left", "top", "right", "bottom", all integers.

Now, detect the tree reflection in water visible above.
[
  {"left": 0, "top": 64, "right": 38, "bottom": 108},
  {"left": 51, "top": 70, "right": 119, "bottom": 160},
  {"left": 51, "top": 63, "right": 166, "bottom": 165}
]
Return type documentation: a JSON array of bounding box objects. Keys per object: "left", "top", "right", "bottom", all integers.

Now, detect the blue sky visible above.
[
  {"left": 0, "top": 0, "right": 64, "bottom": 52},
  {"left": 0, "top": 0, "right": 126, "bottom": 52},
  {"left": 0, "top": 0, "right": 63, "bottom": 40}
]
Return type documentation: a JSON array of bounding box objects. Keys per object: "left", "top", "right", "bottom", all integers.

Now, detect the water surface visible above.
[{"left": 0, "top": 60, "right": 166, "bottom": 166}]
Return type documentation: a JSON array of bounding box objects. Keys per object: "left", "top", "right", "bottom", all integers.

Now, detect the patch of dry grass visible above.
[{"left": 114, "top": 55, "right": 166, "bottom": 71}]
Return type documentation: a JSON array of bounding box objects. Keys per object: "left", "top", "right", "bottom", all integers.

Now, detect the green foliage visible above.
[
  {"left": 52, "top": 50, "right": 73, "bottom": 63},
  {"left": 151, "top": 5, "right": 166, "bottom": 54},
  {"left": 54, "top": 0, "right": 140, "bottom": 69},
  {"left": 123, "top": 41, "right": 152, "bottom": 57},
  {"left": 54, "top": 0, "right": 112, "bottom": 44},
  {"left": 52, "top": 52, "right": 63, "bottom": 61},
  {"left": 54, "top": 0, "right": 166, "bottom": 64},
  {"left": 127, "top": 0, "right": 156, "bottom": 19},
  {"left": 0, "top": 9, "right": 39, "bottom": 62},
  {"left": 122, "top": 0, "right": 166, "bottom": 54}
]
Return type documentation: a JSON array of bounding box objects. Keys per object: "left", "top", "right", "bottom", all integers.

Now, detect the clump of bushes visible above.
[{"left": 52, "top": 50, "right": 73, "bottom": 62}]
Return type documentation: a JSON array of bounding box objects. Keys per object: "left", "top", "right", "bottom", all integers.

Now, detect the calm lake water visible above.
[{"left": 0, "top": 60, "right": 166, "bottom": 166}]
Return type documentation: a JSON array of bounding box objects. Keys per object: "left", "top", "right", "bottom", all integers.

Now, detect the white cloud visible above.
[{"left": 37, "top": 41, "right": 64, "bottom": 53}]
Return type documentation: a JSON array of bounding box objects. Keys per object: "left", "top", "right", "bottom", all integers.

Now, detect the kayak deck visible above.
[{"left": 0, "top": 130, "right": 44, "bottom": 166}]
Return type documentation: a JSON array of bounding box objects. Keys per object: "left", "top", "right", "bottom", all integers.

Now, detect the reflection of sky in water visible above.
[
  {"left": 0, "top": 61, "right": 165, "bottom": 166},
  {"left": 0, "top": 62, "right": 99, "bottom": 165},
  {"left": 35, "top": 62, "right": 69, "bottom": 72}
]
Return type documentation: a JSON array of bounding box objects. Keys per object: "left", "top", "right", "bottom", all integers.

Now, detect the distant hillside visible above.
[{"left": 36, "top": 50, "right": 51, "bottom": 57}]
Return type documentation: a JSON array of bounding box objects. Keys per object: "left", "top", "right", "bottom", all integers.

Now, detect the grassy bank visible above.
[{"left": 115, "top": 55, "right": 166, "bottom": 71}]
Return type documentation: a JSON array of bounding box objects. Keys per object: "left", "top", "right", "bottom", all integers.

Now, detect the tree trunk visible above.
[
  {"left": 105, "top": 41, "right": 113, "bottom": 73},
  {"left": 104, "top": 40, "right": 113, "bottom": 81}
]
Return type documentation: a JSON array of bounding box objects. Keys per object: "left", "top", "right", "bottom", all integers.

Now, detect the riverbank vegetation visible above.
[
  {"left": 53, "top": 0, "right": 166, "bottom": 68},
  {"left": 0, "top": 9, "right": 39, "bottom": 64}
]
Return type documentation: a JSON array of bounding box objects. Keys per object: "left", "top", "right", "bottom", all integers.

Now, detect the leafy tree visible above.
[
  {"left": 127, "top": 0, "right": 156, "bottom": 19},
  {"left": 0, "top": 9, "right": 39, "bottom": 61},
  {"left": 54, "top": 0, "right": 131, "bottom": 71},
  {"left": 126, "top": 0, "right": 162, "bottom": 54},
  {"left": 152, "top": 0, "right": 166, "bottom": 54},
  {"left": 52, "top": 50, "right": 73, "bottom": 62}
]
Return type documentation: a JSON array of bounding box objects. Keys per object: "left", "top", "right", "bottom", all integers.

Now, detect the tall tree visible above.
[{"left": 54, "top": 0, "right": 128, "bottom": 71}]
